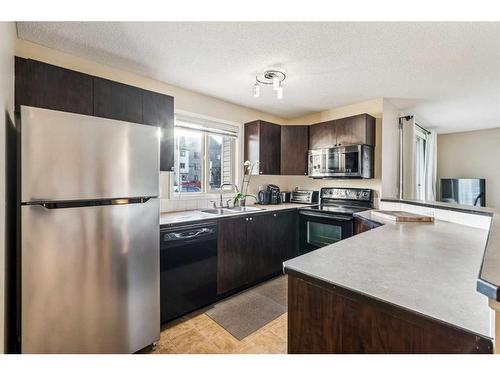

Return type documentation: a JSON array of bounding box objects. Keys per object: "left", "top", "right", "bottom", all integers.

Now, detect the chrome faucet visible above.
[{"left": 218, "top": 183, "right": 235, "bottom": 208}]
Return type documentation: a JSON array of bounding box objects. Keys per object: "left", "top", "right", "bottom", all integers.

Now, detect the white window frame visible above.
[{"left": 173, "top": 110, "right": 242, "bottom": 199}]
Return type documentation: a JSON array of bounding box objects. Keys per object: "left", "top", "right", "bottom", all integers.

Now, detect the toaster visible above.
[{"left": 290, "top": 190, "right": 319, "bottom": 204}]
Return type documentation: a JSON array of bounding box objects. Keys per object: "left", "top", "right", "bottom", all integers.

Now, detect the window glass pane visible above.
[
  {"left": 208, "top": 134, "right": 234, "bottom": 190},
  {"left": 174, "top": 129, "right": 203, "bottom": 193}
]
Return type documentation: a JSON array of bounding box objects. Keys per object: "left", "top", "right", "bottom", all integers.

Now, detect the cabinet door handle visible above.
[
  {"left": 245, "top": 218, "right": 249, "bottom": 221},
  {"left": 249, "top": 217, "right": 253, "bottom": 221},
  {"left": 259, "top": 171, "right": 263, "bottom": 174},
  {"left": 273, "top": 213, "right": 277, "bottom": 217}
]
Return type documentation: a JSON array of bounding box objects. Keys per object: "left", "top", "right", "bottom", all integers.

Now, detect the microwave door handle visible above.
[{"left": 340, "top": 151, "right": 345, "bottom": 173}]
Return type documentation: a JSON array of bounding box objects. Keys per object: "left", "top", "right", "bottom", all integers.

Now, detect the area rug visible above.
[{"left": 206, "top": 275, "right": 287, "bottom": 340}]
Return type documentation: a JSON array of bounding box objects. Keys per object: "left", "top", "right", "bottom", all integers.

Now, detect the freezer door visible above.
[
  {"left": 21, "top": 199, "right": 160, "bottom": 353},
  {"left": 21, "top": 106, "right": 159, "bottom": 202}
]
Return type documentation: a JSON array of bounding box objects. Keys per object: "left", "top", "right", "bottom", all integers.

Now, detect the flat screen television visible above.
[{"left": 439, "top": 178, "right": 486, "bottom": 207}]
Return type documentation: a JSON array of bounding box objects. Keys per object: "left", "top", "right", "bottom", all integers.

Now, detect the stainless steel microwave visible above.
[{"left": 308, "top": 145, "right": 374, "bottom": 179}]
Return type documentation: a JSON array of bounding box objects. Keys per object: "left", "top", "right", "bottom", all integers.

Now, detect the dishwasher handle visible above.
[
  {"left": 172, "top": 228, "right": 211, "bottom": 240},
  {"left": 161, "top": 224, "right": 217, "bottom": 244}
]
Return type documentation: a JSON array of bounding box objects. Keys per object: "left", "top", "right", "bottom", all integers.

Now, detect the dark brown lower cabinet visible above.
[
  {"left": 247, "top": 214, "right": 275, "bottom": 281},
  {"left": 272, "top": 210, "right": 298, "bottom": 262},
  {"left": 287, "top": 275, "right": 493, "bottom": 354},
  {"left": 217, "top": 210, "right": 298, "bottom": 295},
  {"left": 217, "top": 216, "right": 249, "bottom": 294},
  {"left": 353, "top": 216, "right": 382, "bottom": 235}
]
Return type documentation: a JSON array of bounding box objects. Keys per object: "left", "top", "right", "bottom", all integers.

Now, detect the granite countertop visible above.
[
  {"left": 284, "top": 210, "right": 492, "bottom": 338},
  {"left": 160, "top": 203, "right": 313, "bottom": 227}
]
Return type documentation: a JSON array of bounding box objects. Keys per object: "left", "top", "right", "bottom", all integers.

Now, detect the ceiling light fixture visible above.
[
  {"left": 253, "top": 78, "right": 260, "bottom": 98},
  {"left": 253, "top": 69, "right": 286, "bottom": 99},
  {"left": 272, "top": 76, "right": 280, "bottom": 91},
  {"left": 276, "top": 83, "right": 283, "bottom": 99}
]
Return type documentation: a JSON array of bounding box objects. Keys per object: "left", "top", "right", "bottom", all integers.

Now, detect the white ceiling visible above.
[{"left": 16, "top": 22, "right": 500, "bottom": 133}]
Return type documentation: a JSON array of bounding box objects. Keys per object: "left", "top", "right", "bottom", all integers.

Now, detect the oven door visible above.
[{"left": 298, "top": 211, "right": 353, "bottom": 255}]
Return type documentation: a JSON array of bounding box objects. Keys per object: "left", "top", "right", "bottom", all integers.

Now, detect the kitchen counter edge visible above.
[{"left": 160, "top": 203, "right": 315, "bottom": 228}]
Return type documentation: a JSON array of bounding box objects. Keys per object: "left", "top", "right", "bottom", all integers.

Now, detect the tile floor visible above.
[{"left": 146, "top": 310, "right": 287, "bottom": 354}]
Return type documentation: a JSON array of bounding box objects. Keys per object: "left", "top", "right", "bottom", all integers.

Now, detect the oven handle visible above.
[{"left": 299, "top": 210, "right": 353, "bottom": 221}]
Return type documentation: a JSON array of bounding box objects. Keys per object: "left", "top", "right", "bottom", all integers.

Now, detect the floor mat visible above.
[{"left": 206, "top": 275, "right": 287, "bottom": 340}]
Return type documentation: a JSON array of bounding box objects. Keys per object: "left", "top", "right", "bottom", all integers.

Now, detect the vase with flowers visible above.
[{"left": 232, "top": 160, "right": 258, "bottom": 207}]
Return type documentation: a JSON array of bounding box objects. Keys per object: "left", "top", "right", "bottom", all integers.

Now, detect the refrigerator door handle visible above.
[{"left": 24, "top": 197, "right": 155, "bottom": 209}]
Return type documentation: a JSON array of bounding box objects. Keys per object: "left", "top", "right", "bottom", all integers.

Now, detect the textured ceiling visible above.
[{"left": 16, "top": 22, "right": 500, "bottom": 133}]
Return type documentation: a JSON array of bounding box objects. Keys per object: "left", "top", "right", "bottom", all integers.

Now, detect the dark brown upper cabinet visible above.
[
  {"left": 280, "top": 125, "right": 309, "bottom": 175},
  {"left": 15, "top": 57, "right": 175, "bottom": 172},
  {"left": 309, "top": 120, "right": 337, "bottom": 150},
  {"left": 335, "top": 114, "right": 376, "bottom": 147},
  {"left": 309, "top": 114, "right": 376, "bottom": 149},
  {"left": 93, "top": 77, "right": 143, "bottom": 124},
  {"left": 143, "top": 91, "right": 175, "bottom": 171},
  {"left": 244, "top": 120, "right": 281, "bottom": 175},
  {"left": 15, "top": 57, "right": 93, "bottom": 116}
]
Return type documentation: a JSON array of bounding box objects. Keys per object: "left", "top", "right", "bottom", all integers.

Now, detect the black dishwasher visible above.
[{"left": 160, "top": 222, "right": 218, "bottom": 323}]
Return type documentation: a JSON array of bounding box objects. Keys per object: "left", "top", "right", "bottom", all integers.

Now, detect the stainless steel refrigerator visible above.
[{"left": 20, "top": 106, "right": 160, "bottom": 353}]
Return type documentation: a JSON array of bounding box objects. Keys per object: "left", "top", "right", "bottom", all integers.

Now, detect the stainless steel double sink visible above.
[{"left": 201, "top": 206, "right": 264, "bottom": 216}]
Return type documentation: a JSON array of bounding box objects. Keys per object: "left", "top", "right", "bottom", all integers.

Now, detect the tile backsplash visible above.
[
  {"left": 159, "top": 171, "right": 237, "bottom": 213},
  {"left": 160, "top": 171, "right": 383, "bottom": 213},
  {"left": 160, "top": 195, "right": 237, "bottom": 212},
  {"left": 247, "top": 175, "right": 382, "bottom": 207}
]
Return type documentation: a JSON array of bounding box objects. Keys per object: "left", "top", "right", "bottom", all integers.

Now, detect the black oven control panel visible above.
[{"left": 320, "top": 188, "right": 372, "bottom": 202}]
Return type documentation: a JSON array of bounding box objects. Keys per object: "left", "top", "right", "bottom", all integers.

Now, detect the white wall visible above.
[
  {"left": 0, "top": 21, "right": 16, "bottom": 354},
  {"left": 437, "top": 127, "right": 500, "bottom": 209},
  {"left": 381, "top": 99, "right": 400, "bottom": 199}
]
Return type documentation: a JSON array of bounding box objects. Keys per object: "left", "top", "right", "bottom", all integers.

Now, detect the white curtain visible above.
[
  {"left": 402, "top": 117, "right": 416, "bottom": 199},
  {"left": 424, "top": 130, "right": 437, "bottom": 201}
]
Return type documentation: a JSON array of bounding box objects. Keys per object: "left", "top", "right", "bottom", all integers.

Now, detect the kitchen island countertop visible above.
[{"left": 284, "top": 210, "right": 492, "bottom": 339}]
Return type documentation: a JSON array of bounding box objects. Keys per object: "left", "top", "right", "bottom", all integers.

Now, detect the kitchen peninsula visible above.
[{"left": 284, "top": 209, "right": 494, "bottom": 354}]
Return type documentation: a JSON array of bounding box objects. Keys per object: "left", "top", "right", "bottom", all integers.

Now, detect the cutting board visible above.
[{"left": 371, "top": 210, "right": 434, "bottom": 223}]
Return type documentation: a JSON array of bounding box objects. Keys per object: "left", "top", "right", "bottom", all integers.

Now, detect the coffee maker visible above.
[
  {"left": 267, "top": 184, "right": 281, "bottom": 204},
  {"left": 258, "top": 184, "right": 281, "bottom": 205}
]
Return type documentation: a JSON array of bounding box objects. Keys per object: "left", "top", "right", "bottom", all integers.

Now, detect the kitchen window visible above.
[{"left": 173, "top": 114, "right": 239, "bottom": 194}]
